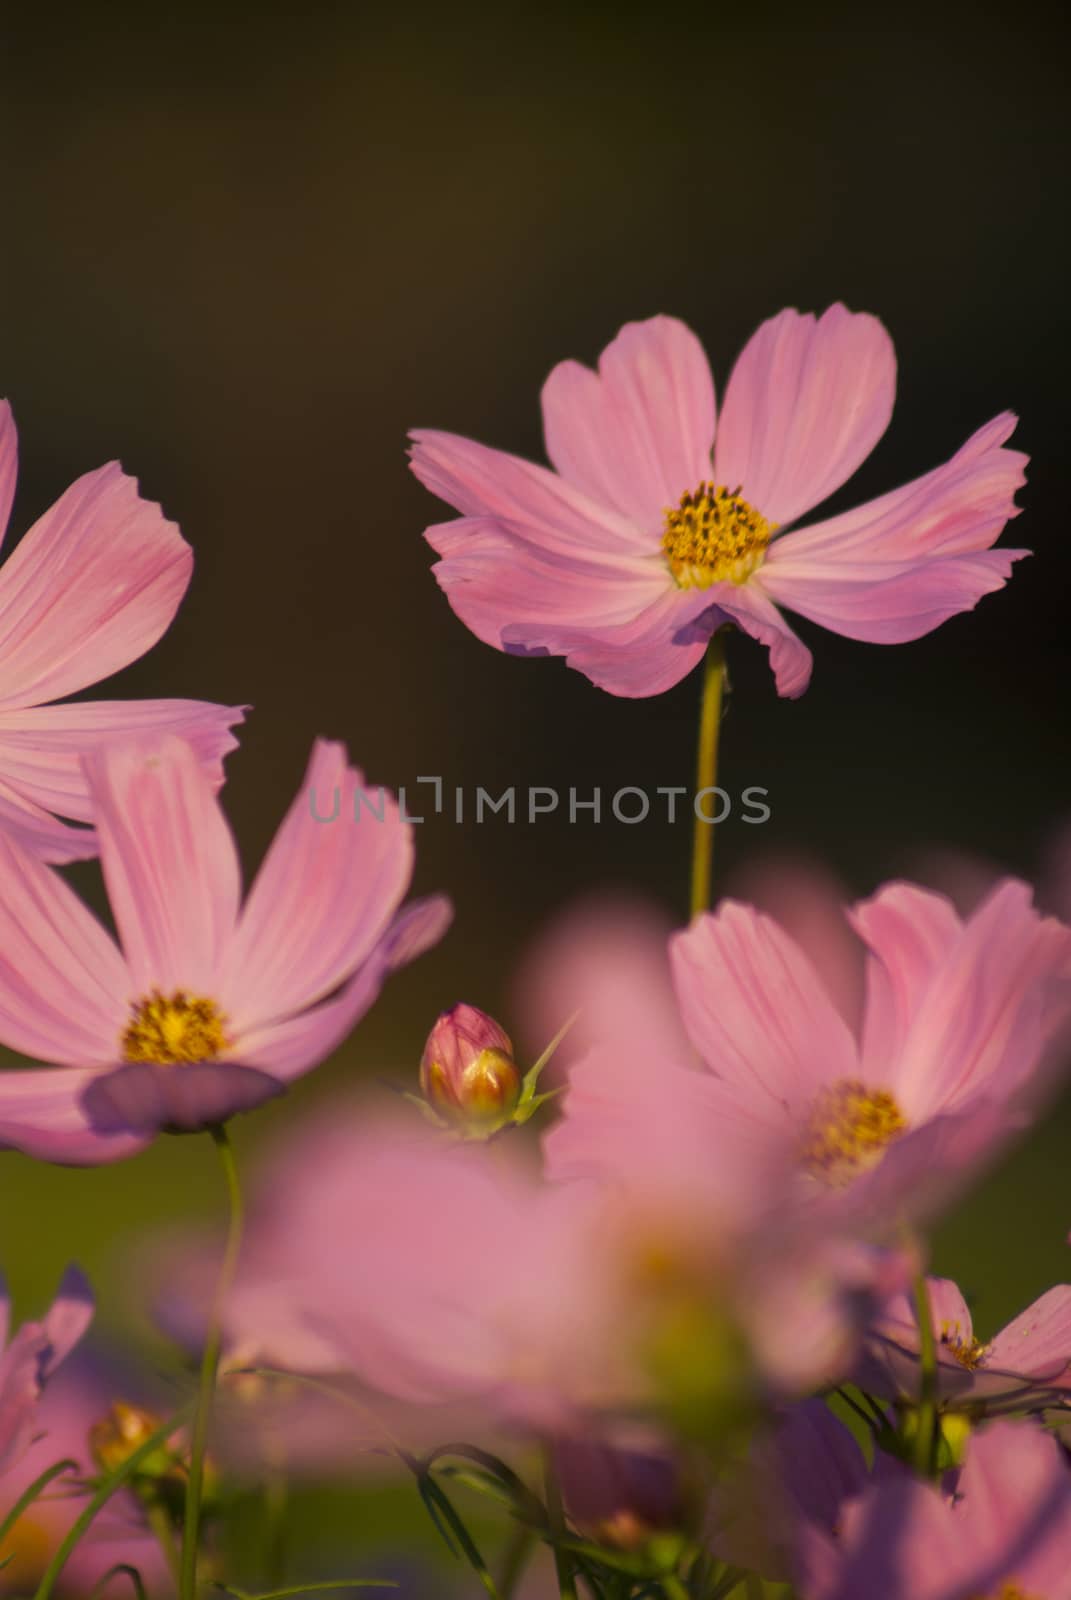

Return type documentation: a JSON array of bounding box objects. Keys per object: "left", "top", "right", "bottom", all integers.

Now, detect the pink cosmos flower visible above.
[
  {"left": 668, "top": 878, "right": 1071, "bottom": 1225},
  {"left": 0, "top": 1268, "right": 93, "bottom": 1478},
  {"left": 410, "top": 306, "right": 1027, "bottom": 697},
  {"left": 857, "top": 1274, "right": 1071, "bottom": 1414},
  {"left": 0, "top": 737, "right": 451, "bottom": 1163},
  {"left": 0, "top": 1356, "right": 171, "bottom": 1597},
  {"left": 0, "top": 401, "right": 244, "bottom": 860},
  {"left": 798, "top": 1418, "right": 1071, "bottom": 1600}
]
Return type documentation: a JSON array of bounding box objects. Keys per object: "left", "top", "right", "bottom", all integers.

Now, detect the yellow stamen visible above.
[
  {"left": 662, "top": 482, "right": 774, "bottom": 588},
  {"left": 801, "top": 1079, "right": 906, "bottom": 1186},
  {"left": 940, "top": 1320, "right": 989, "bottom": 1371},
  {"left": 121, "top": 989, "right": 228, "bottom": 1065}
]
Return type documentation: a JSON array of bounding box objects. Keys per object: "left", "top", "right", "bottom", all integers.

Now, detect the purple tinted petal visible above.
[{"left": 83, "top": 1061, "right": 284, "bottom": 1135}]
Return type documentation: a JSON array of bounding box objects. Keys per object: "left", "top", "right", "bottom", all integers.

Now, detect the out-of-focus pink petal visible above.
[
  {"left": 40, "top": 1266, "right": 95, "bottom": 1377},
  {"left": 670, "top": 901, "right": 859, "bottom": 1112},
  {"left": 85, "top": 737, "right": 242, "bottom": 996},
  {"left": 82, "top": 1059, "right": 284, "bottom": 1135},
  {"left": 706, "top": 581, "right": 814, "bottom": 697},
  {"left": 410, "top": 429, "right": 651, "bottom": 557},
  {"left": 231, "top": 896, "right": 452, "bottom": 1080},
  {"left": 0, "top": 831, "right": 128, "bottom": 1065},
  {"left": 0, "top": 463, "right": 192, "bottom": 709},
  {"left": 855, "top": 1275, "right": 981, "bottom": 1402},
  {"left": 713, "top": 305, "right": 895, "bottom": 527},
  {"left": 427, "top": 516, "right": 668, "bottom": 652},
  {"left": 541, "top": 315, "right": 716, "bottom": 528},
  {"left": 857, "top": 878, "right": 1071, "bottom": 1118},
  {"left": 220, "top": 742, "right": 421, "bottom": 1030},
  {"left": 503, "top": 587, "right": 720, "bottom": 698},
  {"left": 0, "top": 1066, "right": 150, "bottom": 1164},
  {"left": 510, "top": 892, "right": 689, "bottom": 1071},
  {"left": 0, "top": 400, "right": 17, "bottom": 546},
  {"left": 987, "top": 1286, "right": 1071, "bottom": 1389},
  {"left": 0, "top": 698, "right": 246, "bottom": 822}
]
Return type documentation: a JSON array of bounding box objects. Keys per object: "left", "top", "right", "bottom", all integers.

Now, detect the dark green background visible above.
[{"left": 0, "top": 5, "right": 1068, "bottom": 1588}]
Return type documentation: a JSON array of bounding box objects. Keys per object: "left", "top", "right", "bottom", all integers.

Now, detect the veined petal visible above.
[
  {"left": 714, "top": 305, "right": 895, "bottom": 527},
  {"left": 428, "top": 516, "right": 669, "bottom": 652},
  {"left": 221, "top": 743, "right": 426, "bottom": 1031},
  {"left": 410, "top": 429, "right": 652, "bottom": 558},
  {"left": 0, "top": 776, "right": 98, "bottom": 863},
  {"left": 85, "top": 737, "right": 242, "bottom": 996},
  {"left": 986, "top": 1286, "right": 1071, "bottom": 1388},
  {"left": 0, "top": 401, "right": 16, "bottom": 549},
  {"left": 0, "top": 463, "right": 192, "bottom": 709},
  {"left": 704, "top": 580, "right": 814, "bottom": 698},
  {"left": 850, "top": 883, "right": 965, "bottom": 1088},
  {"left": 230, "top": 895, "right": 453, "bottom": 1080},
  {"left": 541, "top": 315, "right": 716, "bottom": 529},
  {"left": 857, "top": 878, "right": 1071, "bottom": 1117},
  {"left": 0, "top": 698, "right": 245, "bottom": 822},
  {"left": 501, "top": 586, "right": 719, "bottom": 698},
  {"left": 0, "top": 1065, "right": 150, "bottom": 1165},
  {"left": 0, "top": 830, "right": 128, "bottom": 1066},
  {"left": 670, "top": 901, "right": 859, "bottom": 1113}
]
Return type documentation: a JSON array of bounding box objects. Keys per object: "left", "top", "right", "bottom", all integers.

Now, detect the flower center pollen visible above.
[
  {"left": 662, "top": 482, "right": 774, "bottom": 588},
  {"left": 121, "top": 989, "right": 229, "bottom": 1066},
  {"left": 801, "top": 1079, "right": 906, "bottom": 1186},
  {"left": 940, "top": 1321, "right": 989, "bottom": 1370}
]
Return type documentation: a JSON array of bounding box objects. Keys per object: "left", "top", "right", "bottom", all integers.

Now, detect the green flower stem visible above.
[
  {"left": 912, "top": 1267, "right": 939, "bottom": 1477},
  {"left": 542, "top": 1446, "right": 578, "bottom": 1600},
  {"left": 33, "top": 1410, "right": 191, "bottom": 1600},
  {"left": 690, "top": 629, "right": 728, "bottom": 918},
  {"left": 181, "top": 1123, "right": 245, "bottom": 1600},
  {"left": 0, "top": 1457, "right": 79, "bottom": 1554}
]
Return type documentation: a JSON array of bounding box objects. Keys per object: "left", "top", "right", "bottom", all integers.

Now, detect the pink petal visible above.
[
  {"left": 0, "top": 1065, "right": 150, "bottom": 1164},
  {"left": 502, "top": 587, "right": 720, "bottom": 698},
  {"left": 707, "top": 580, "right": 814, "bottom": 697},
  {"left": 850, "top": 883, "right": 964, "bottom": 1087},
  {"left": 541, "top": 315, "right": 717, "bottom": 529},
  {"left": 0, "top": 401, "right": 16, "bottom": 548},
  {"left": 858, "top": 878, "right": 1071, "bottom": 1118},
  {"left": 670, "top": 901, "right": 859, "bottom": 1113},
  {"left": 231, "top": 895, "right": 452, "bottom": 1080},
  {"left": 986, "top": 1286, "right": 1071, "bottom": 1388},
  {"left": 410, "top": 429, "right": 652, "bottom": 558},
  {"left": 713, "top": 305, "right": 895, "bottom": 526},
  {"left": 40, "top": 1266, "right": 95, "bottom": 1376},
  {"left": 220, "top": 742, "right": 424, "bottom": 1032},
  {"left": 427, "top": 516, "right": 669, "bottom": 652},
  {"left": 0, "top": 698, "right": 245, "bottom": 823},
  {"left": 0, "top": 463, "right": 192, "bottom": 709},
  {"left": 85, "top": 736, "right": 242, "bottom": 996},
  {"left": 0, "top": 776, "right": 98, "bottom": 863},
  {"left": 0, "top": 829, "right": 128, "bottom": 1065},
  {"left": 83, "top": 1059, "right": 284, "bottom": 1135}
]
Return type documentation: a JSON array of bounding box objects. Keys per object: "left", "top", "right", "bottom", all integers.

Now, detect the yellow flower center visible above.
[
  {"left": 121, "top": 989, "right": 229, "bottom": 1065},
  {"left": 940, "top": 1320, "right": 989, "bottom": 1370},
  {"left": 801, "top": 1079, "right": 906, "bottom": 1186},
  {"left": 662, "top": 482, "right": 774, "bottom": 588}
]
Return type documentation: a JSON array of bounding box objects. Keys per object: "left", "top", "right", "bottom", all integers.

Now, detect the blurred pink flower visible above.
[
  {"left": 0, "top": 1356, "right": 170, "bottom": 1597},
  {"left": 669, "top": 877, "right": 1071, "bottom": 1224},
  {"left": 0, "top": 1268, "right": 93, "bottom": 1477},
  {"left": 0, "top": 737, "right": 451, "bottom": 1163},
  {"left": 410, "top": 306, "right": 1026, "bottom": 698},
  {"left": 0, "top": 402, "right": 244, "bottom": 861},
  {"left": 857, "top": 1274, "right": 1071, "bottom": 1413},
  {"left": 798, "top": 1418, "right": 1071, "bottom": 1600}
]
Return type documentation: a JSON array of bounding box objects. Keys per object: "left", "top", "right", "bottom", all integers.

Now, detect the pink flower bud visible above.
[
  {"left": 419, "top": 1003, "right": 521, "bottom": 1128},
  {"left": 554, "top": 1433, "right": 687, "bottom": 1551}
]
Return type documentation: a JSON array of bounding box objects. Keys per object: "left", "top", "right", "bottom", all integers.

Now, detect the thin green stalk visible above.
[
  {"left": 690, "top": 630, "right": 728, "bottom": 918},
  {"left": 912, "top": 1268, "right": 939, "bottom": 1477},
  {"left": 0, "top": 1457, "right": 79, "bottom": 1551},
  {"left": 542, "top": 1447, "right": 578, "bottom": 1600},
  {"left": 33, "top": 1409, "right": 191, "bottom": 1600},
  {"left": 661, "top": 1576, "right": 691, "bottom": 1600},
  {"left": 181, "top": 1123, "right": 245, "bottom": 1600},
  {"left": 497, "top": 1525, "right": 535, "bottom": 1599},
  {"left": 146, "top": 1500, "right": 182, "bottom": 1591}
]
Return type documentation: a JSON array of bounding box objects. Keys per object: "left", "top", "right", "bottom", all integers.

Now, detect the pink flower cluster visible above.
[{"left": 1, "top": 308, "right": 1068, "bottom": 1599}]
